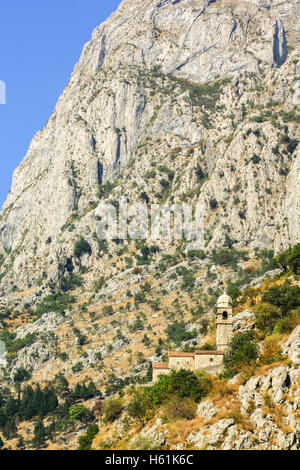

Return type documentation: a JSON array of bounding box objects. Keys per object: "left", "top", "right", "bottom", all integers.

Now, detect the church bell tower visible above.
[{"left": 216, "top": 293, "right": 233, "bottom": 351}]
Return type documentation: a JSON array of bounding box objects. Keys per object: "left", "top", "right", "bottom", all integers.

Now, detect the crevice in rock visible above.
[
  {"left": 284, "top": 373, "right": 291, "bottom": 388},
  {"left": 91, "top": 134, "right": 96, "bottom": 151},
  {"left": 273, "top": 20, "right": 287, "bottom": 67},
  {"left": 97, "top": 160, "right": 103, "bottom": 185},
  {"left": 66, "top": 257, "right": 74, "bottom": 273},
  {"left": 97, "top": 32, "right": 107, "bottom": 70},
  {"left": 229, "top": 20, "right": 237, "bottom": 41},
  {"left": 115, "top": 131, "right": 121, "bottom": 166}
]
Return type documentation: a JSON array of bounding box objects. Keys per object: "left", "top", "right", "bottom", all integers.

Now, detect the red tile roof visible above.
[
  {"left": 153, "top": 363, "right": 169, "bottom": 369},
  {"left": 168, "top": 352, "right": 195, "bottom": 357},
  {"left": 167, "top": 350, "right": 224, "bottom": 358},
  {"left": 194, "top": 350, "right": 224, "bottom": 355}
]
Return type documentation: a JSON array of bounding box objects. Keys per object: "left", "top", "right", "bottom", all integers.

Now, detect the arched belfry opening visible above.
[{"left": 222, "top": 311, "right": 228, "bottom": 320}]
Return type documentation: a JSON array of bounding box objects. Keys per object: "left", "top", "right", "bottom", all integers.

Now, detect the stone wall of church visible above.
[
  {"left": 168, "top": 356, "right": 194, "bottom": 371},
  {"left": 194, "top": 353, "right": 224, "bottom": 369},
  {"left": 152, "top": 367, "right": 169, "bottom": 382}
]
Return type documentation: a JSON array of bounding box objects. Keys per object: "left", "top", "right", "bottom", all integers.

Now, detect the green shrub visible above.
[
  {"left": 212, "top": 248, "right": 247, "bottom": 268},
  {"left": 166, "top": 320, "right": 197, "bottom": 346},
  {"left": 129, "top": 317, "right": 144, "bottom": 332},
  {"left": 275, "top": 244, "right": 300, "bottom": 275},
  {"left": 195, "top": 165, "right": 207, "bottom": 181},
  {"left": 13, "top": 367, "right": 31, "bottom": 383},
  {"left": 34, "top": 292, "right": 76, "bottom": 315},
  {"left": 0, "top": 330, "right": 37, "bottom": 354},
  {"left": 254, "top": 302, "right": 282, "bottom": 333},
  {"left": 251, "top": 154, "right": 261, "bottom": 164},
  {"left": 187, "top": 249, "right": 205, "bottom": 260},
  {"left": 69, "top": 404, "right": 94, "bottom": 424},
  {"left": 209, "top": 198, "right": 218, "bottom": 210},
  {"left": 144, "top": 369, "right": 212, "bottom": 405},
  {"left": 98, "top": 182, "right": 116, "bottom": 198},
  {"left": 102, "top": 398, "right": 124, "bottom": 423},
  {"left": 262, "top": 282, "right": 300, "bottom": 316},
  {"left": 134, "top": 291, "right": 146, "bottom": 304},
  {"left": 165, "top": 396, "right": 197, "bottom": 421},
  {"left": 196, "top": 342, "right": 216, "bottom": 351},
  {"left": 77, "top": 424, "right": 99, "bottom": 450},
  {"left": 72, "top": 362, "right": 83, "bottom": 373},
  {"left": 140, "top": 191, "right": 150, "bottom": 203},
  {"left": 273, "top": 317, "right": 295, "bottom": 334},
  {"left": 127, "top": 392, "right": 150, "bottom": 424},
  {"left": 102, "top": 305, "right": 114, "bottom": 316},
  {"left": 181, "top": 272, "right": 196, "bottom": 291},
  {"left": 59, "top": 274, "right": 83, "bottom": 292},
  {"left": 226, "top": 285, "right": 241, "bottom": 303},
  {"left": 74, "top": 237, "right": 92, "bottom": 258},
  {"left": 223, "top": 331, "right": 259, "bottom": 377},
  {"left": 129, "top": 435, "right": 162, "bottom": 450}
]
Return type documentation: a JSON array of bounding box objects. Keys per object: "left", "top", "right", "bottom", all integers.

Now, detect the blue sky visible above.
[{"left": 0, "top": 0, "right": 121, "bottom": 208}]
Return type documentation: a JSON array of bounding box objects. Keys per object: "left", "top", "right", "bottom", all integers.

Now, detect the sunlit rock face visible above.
[{"left": 0, "top": 0, "right": 299, "bottom": 292}]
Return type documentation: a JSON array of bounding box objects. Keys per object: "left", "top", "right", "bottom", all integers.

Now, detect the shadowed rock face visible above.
[{"left": 0, "top": 0, "right": 299, "bottom": 292}]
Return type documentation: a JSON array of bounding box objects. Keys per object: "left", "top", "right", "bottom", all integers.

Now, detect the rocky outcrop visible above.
[
  {"left": 130, "top": 418, "right": 167, "bottom": 450},
  {"left": 173, "top": 327, "right": 300, "bottom": 450},
  {"left": 232, "top": 309, "right": 255, "bottom": 332},
  {"left": 15, "top": 312, "right": 64, "bottom": 339},
  {"left": 196, "top": 400, "right": 217, "bottom": 419},
  {"left": 10, "top": 340, "right": 54, "bottom": 381},
  {"left": 283, "top": 324, "right": 300, "bottom": 365},
  {"left": 188, "top": 418, "right": 235, "bottom": 449},
  {"left": 188, "top": 366, "right": 300, "bottom": 449}
]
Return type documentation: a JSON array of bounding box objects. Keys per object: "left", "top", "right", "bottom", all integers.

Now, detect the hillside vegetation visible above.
[{"left": 0, "top": 244, "right": 299, "bottom": 450}]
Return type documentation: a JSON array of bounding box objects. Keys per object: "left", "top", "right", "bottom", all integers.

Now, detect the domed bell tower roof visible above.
[{"left": 217, "top": 293, "right": 233, "bottom": 308}]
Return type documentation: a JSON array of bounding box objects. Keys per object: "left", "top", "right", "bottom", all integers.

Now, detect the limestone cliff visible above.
[
  {"left": 0, "top": 0, "right": 299, "bottom": 294},
  {"left": 0, "top": 1, "right": 300, "bottom": 450}
]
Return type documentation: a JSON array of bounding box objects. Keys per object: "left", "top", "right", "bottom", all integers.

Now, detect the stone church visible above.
[{"left": 152, "top": 293, "right": 233, "bottom": 382}]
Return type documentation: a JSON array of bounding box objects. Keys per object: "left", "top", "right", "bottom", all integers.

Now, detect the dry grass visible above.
[
  {"left": 253, "top": 360, "right": 290, "bottom": 378},
  {"left": 208, "top": 377, "right": 239, "bottom": 402},
  {"left": 166, "top": 416, "right": 204, "bottom": 447}
]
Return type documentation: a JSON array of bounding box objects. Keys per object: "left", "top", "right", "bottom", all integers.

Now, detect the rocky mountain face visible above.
[
  {"left": 0, "top": 0, "right": 299, "bottom": 451},
  {"left": 0, "top": 0, "right": 299, "bottom": 295}
]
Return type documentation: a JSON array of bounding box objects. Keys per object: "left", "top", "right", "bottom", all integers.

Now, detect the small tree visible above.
[
  {"left": 223, "top": 331, "right": 259, "bottom": 378},
  {"left": 102, "top": 304, "right": 114, "bottom": 316},
  {"left": 164, "top": 396, "right": 197, "bottom": 421},
  {"left": 259, "top": 335, "right": 285, "bottom": 365},
  {"left": 77, "top": 424, "right": 99, "bottom": 450},
  {"left": 262, "top": 283, "right": 300, "bottom": 316},
  {"left": 286, "top": 244, "right": 300, "bottom": 275},
  {"left": 145, "top": 369, "right": 212, "bottom": 405},
  {"left": 74, "top": 237, "right": 92, "bottom": 258},
  {"left": 209, "top": 198, "right": 218, "bottom": 210},
  {"left": 127, "top": 393, "right": 149, "bottom": 425},
  {"left": 13, "top": 367, "right": 31, "bottom": 383},
  {"left": 93, "top": 401, "right": 104, "bottom": 419},
  {"left": 16, "top": 435, "right": 26, "bottom": 450},
  {"left": 102, "top": 398, "right": 124, "bottom": 423},
  {"left": 69, "top": 404, "right": 94, "bottom": 425},
  {"left": 32, "top": 418, "right": 47, "bottom": 449},
  {"left": 254, "top": 302, "right": 282, "bottom": 333}
]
